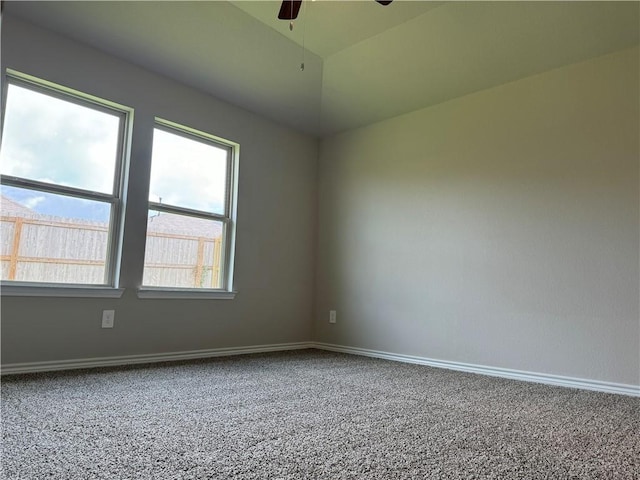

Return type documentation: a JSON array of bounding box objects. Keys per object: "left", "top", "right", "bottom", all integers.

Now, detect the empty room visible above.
[{"left": 1, "top": 1, "right": 638, "bottom": 479}]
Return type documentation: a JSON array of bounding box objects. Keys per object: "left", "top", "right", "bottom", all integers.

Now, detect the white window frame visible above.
[
  {"left": 137, "top": 118, "right": 238, "bottom": 299},
  {"left": 0, "top": 70, "right": 131, "bottom": 297}
]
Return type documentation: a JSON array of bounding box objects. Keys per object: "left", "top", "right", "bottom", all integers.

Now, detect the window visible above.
[
  {"left": 142, "top": 119, "right": 237, "bottom": 292},
  {"left": 0, "top": 71, "right": 238, "bottom": 298},
  {"left": 0, "top": 72, "right": 129, "bottom": 287}
]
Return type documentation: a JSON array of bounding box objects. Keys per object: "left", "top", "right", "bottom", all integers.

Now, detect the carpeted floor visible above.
[{"left": 1, "top": 350, "right": 638, "bottom": 479}]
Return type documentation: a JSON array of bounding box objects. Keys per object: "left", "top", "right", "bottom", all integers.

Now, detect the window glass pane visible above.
[
  {"left": 149, "top": 129, "right": 228, "bottom": 215},
  {"left": 1, "top": 185, "right": 111, "bottom": 285},
  {"left": 143, "top": 211, "right": 224, "bottom": 289},
  {"left": 0, "top": 84, "right": 120, "bottom": 194}
]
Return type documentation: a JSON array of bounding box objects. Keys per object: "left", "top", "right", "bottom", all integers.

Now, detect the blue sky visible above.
[{"left": 1, "top": 184, "right": 111, "bottom": 223}]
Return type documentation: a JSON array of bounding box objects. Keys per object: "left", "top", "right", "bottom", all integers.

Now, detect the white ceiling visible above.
[{"left": 4, "top": 1, "right": 639, "bottom": 137}]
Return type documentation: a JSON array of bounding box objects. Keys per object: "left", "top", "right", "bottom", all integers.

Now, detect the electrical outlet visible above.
[
  {"left": 102, "top": 310, "right": 115, "bottom": 328},
  {"left": 329, "top": 310, "right": 337, "bottom": 324}
]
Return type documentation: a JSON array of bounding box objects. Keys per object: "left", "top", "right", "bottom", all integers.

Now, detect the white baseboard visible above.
[
  {"left": 0, "top": 342, "right": 314, "bottom": 375},
  {"left": 3, "top": 341, "right": 638, "bottom": 397},
  {"left": 312, "top": 342, "right": 640, "bottom": 397}
]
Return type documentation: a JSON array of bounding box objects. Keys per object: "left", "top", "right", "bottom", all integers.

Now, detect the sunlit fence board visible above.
[{"left": 1, "top": 215, "right": 223, "bottom": 287}]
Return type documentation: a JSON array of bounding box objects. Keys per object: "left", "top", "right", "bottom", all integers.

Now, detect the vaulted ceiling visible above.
[{"left": 4, "top": 1, "right": 639, "bottom": 137}]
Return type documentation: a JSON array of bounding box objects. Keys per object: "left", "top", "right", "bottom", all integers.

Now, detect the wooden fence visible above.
[{"left": 0, "top": 215, "right": 222, "bottom": 287}]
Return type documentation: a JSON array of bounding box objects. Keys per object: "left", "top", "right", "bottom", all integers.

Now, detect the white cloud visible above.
[
  {"left": 0, "top": 84, "right": 120, "bottom": 194},
  {"left": 22, "top": 195, "right": 46, "bottom": 209},
  {"left": 149, "top": 129, "right": 228, "bottom": 214},
  {"left": 1, "top": 85, "right": 229, "bottom": 216}
]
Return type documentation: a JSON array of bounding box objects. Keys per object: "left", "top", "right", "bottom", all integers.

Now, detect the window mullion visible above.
[
  {"left": 148, "top": 202, "right": 229, "bottom": 223},
  {"left": 1, "top": 175, "right": 116, "bottom": 203}
]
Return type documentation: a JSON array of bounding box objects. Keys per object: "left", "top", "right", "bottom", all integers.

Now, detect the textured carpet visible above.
[{"left": 1, "top": 350, "right": 638, "bottom": 479}]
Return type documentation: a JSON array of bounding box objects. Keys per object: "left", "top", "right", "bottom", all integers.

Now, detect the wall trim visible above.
[
  {"left": 1, "top": 342, "right": 314, "bottom": 375},
  {"left": 3, "top": 341, "right": 638, "bottom": 397},
  {"left": 312, "top": 342, "right": 640, "bottom": 397}
]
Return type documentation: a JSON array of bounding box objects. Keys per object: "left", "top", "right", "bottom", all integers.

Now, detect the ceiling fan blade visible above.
[
  {"left": 278, "top": 0, "right": 302, "bottom": 20},
  {"left": 375, "top": 0, "right": 393, "bottom": 5}
]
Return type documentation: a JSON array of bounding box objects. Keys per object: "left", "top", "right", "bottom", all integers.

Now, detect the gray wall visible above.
[
  {"left": 315, "top": 47, "right": 640, "bottom": 386},
  {"left": 1, "top": 17, "right": 318, "bottom": 364}
]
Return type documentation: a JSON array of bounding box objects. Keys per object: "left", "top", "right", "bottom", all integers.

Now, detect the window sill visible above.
[
  {"left": 136, "top": 288, "right": 237, "bottom": 300},
  {"left": 1, "top": 284, "right": 125, "bottom": 298}
]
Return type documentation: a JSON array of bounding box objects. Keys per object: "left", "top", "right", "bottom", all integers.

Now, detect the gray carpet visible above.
[{"left": 1, "top": 350, "right": 638, "bottom": 479}]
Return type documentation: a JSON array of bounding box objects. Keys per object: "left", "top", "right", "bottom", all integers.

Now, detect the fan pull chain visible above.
[{"left": 300, "top": 0, "right": 308, "bottom": 71}]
